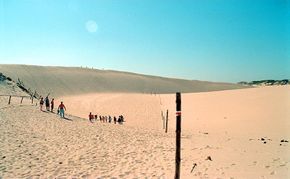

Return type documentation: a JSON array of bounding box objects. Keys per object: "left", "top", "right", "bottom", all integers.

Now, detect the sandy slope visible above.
[
  {"left": 56, "top": 85, "right": 290, "bottom": 178},
  {"left": 60, "top": 86, "right": 290, "bottom": 136},
  {"left": 0, "top": 76, "right": 32, "bottom": 108},
  {"left": 0, "top": 105, "right": 178, "bottom": 178},
  {"left": 0, "top": 64, "right": 248, "bottom": 97},
  {"left": 1, "top": 84, "right": 289, "bottom": 178},
  {"left": 60, "top": 93, "right": 163, "bottom": 130},
  {"left": 162, "top": 85, "right": 290, "bottom": 137}
]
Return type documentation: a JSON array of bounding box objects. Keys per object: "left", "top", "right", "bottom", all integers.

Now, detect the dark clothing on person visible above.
[
  {"left": 51, "top": 99, "right": 54, "bottom": 112},
  {"left": 117, "top": 115, "right": 124, "bottom": 124},
  {"left": 40, "top": 98, "right": 44, "bottom": 105},
  {"left": 45, "top": 97, "right": 50, "bottom": 111},
  {"left": 89, "top": 113, "right": 94, "bottom": 123},
  {"left": 39, "top": 97, "right": 44, "bottom": 111}
]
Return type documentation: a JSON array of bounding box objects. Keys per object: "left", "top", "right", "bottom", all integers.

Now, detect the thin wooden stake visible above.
[
  {"left": 20, "top": 97, "right": 24, "bottom": 104},
  {"left": 8, "top": 96, "right": 11, "bottom": 105},
  {"left": 161, "top": 111, "right": 165, "bottom": 129},
  {"left": 165, "top": 109, "right": 169, "bottom": 133}
]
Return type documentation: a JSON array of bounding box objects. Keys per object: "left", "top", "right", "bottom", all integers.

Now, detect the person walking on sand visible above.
[
  {"left": 51, "top": 98, "right": 54, "bottom": 112},
  {"left": 45, "top": 96, "right": 50, "bottom": 111},
  {"left": 39, "top": 97, "right": 44, "bottom": 111},
  {"left": 118, "top": 115, "right": 124, "bottom": 124},
  {"left": 121, "top": 115, "right": 124, "bottom": 123},
  {"left": 118, "top": 116, "right": 121, "bottom": 124},
  {"left": 58, "top": 101, "right": 66, "bottom": 118},
  {"left": 114, "top": 116, "right": 117, "bottom": 124},
  {"left": 89, "top": 112, "right": 94, "bottom": 123}
]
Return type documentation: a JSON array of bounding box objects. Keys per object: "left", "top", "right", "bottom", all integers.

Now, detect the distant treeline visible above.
[{"left": 238, "top": 79, "right": 289, "bottom": 86}]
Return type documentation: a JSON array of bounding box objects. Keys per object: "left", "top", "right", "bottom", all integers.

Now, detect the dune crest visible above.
[{"left": 0, "top": 64, "right": 248, "bottom": 97}]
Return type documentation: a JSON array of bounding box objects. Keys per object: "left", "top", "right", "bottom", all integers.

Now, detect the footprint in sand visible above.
[{"left": 279, "top": 163, "right": 286, "bottom": 167}]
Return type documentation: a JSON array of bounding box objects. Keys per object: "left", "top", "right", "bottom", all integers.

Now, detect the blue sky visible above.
[{"left": 0, "top": 0, "right": 289, "bottom": 82}]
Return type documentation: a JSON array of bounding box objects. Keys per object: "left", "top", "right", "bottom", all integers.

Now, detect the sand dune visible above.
[
  {"left": 162, "top": 85, "right": 290, "bottom": 137},
  {"left": 1, "top": 85, "right": 289, "bottom": 178},
  {"left": 60, "top": 85, "right": 290, "bottom": 136},
  {"left": 60, "top": 93, "right": 163, "bottom": 130},
  {"left": 55, "top": 85, "right": 290, "bottom": 178},
  {"left": 1, "top": 66, "right": 289, "bottom": 178},
  {"left": 0, "top": 105, "right": 177, "bottom": 178},
  {"left": 0, "top": 64, "right": 248, "bottom": 97}
]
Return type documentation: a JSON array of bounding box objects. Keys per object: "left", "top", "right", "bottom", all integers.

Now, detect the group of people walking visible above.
[
  {"left": 89, "top": 112, "right": 124, "bottom": 124},
  {"left": 38, "top": 96, "right": 124, "bottom": 124},
  {"left": 39, "top": 96, "right": 66, "bottom": 118}
]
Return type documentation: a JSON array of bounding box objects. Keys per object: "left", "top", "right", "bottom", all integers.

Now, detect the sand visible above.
[
  {"left": 0, "top": 105, "right": 177, "bottom": 178},
  {"left": 59, "top": 93, "right": 163, "bottom": 130},
  {"left": 0, "top": 64, "right": 248, "bottom": 97},
  {"left": 60, "top": 86, "right": 290, "bottom": 136},
  {"left": 58, "top": 85, "right": 290, "bottom": 178},
  {"left": 0, "top": 76, "right": 32, "bottom": 108},
  {"left": 1, "top": 84, "right": 289, "bottom": 178}
]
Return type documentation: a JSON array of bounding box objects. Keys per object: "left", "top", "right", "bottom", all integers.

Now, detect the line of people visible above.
[
  {"left": 39, "top": 96, "right": 66, "bottom": 118},
  {"left": 39, "top": 96, "right": 123, "bottom": 124},
  {"left": 89, "top": 112, "right": 124, "bottom": 124}
]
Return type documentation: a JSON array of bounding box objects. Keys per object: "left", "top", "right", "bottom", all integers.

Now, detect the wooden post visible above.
[
  {"left": 8, "top": 96, "right": 11, "bottom": 105},
  {"left": 161, "top": 111, "right": 165, "bottom": 129},
  {"left": 20, "top": 97, "right": 24, "bottom": 104},
  {"left": 175, "top": 92, "right": 181, "bottom": 179},
  {"left": 31, "top": 96, "right": 34, "bottom": 104},
  {"left": 165, "top": 109, "right": 169, "bottom": 133}
]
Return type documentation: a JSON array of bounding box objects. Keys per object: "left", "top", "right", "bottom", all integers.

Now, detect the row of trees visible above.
[{"left": 238, "top": 79, "right": 289, "bottom": 86}]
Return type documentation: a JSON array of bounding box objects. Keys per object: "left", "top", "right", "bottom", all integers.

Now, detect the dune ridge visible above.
[
  {"left": 1, "top": 65, "right": 289, "bottom": 178},
  {"left": 0, "top": 64, "right": 248, "bottom": 97}
]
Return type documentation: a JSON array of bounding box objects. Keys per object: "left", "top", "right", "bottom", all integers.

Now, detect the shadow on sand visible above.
[
  {"left": 42, "top": 110, "right": 72, "bottom": 121},
  {"left": 62, "top": 117, "right": 73, "bottom": 121}
]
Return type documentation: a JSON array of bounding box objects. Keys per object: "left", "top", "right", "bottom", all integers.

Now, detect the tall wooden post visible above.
[
  {"left": 175, "top": 92, "right": 181, "bottom": 179},
  {"left": 31, "top": 96, "right": 34, "bottom": 104},
  {"left": 8, "top": 96, "right": 11, "bottom": 105},
  {"left": 20, "top": 97, "right": 24, "bottom": 104}
]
